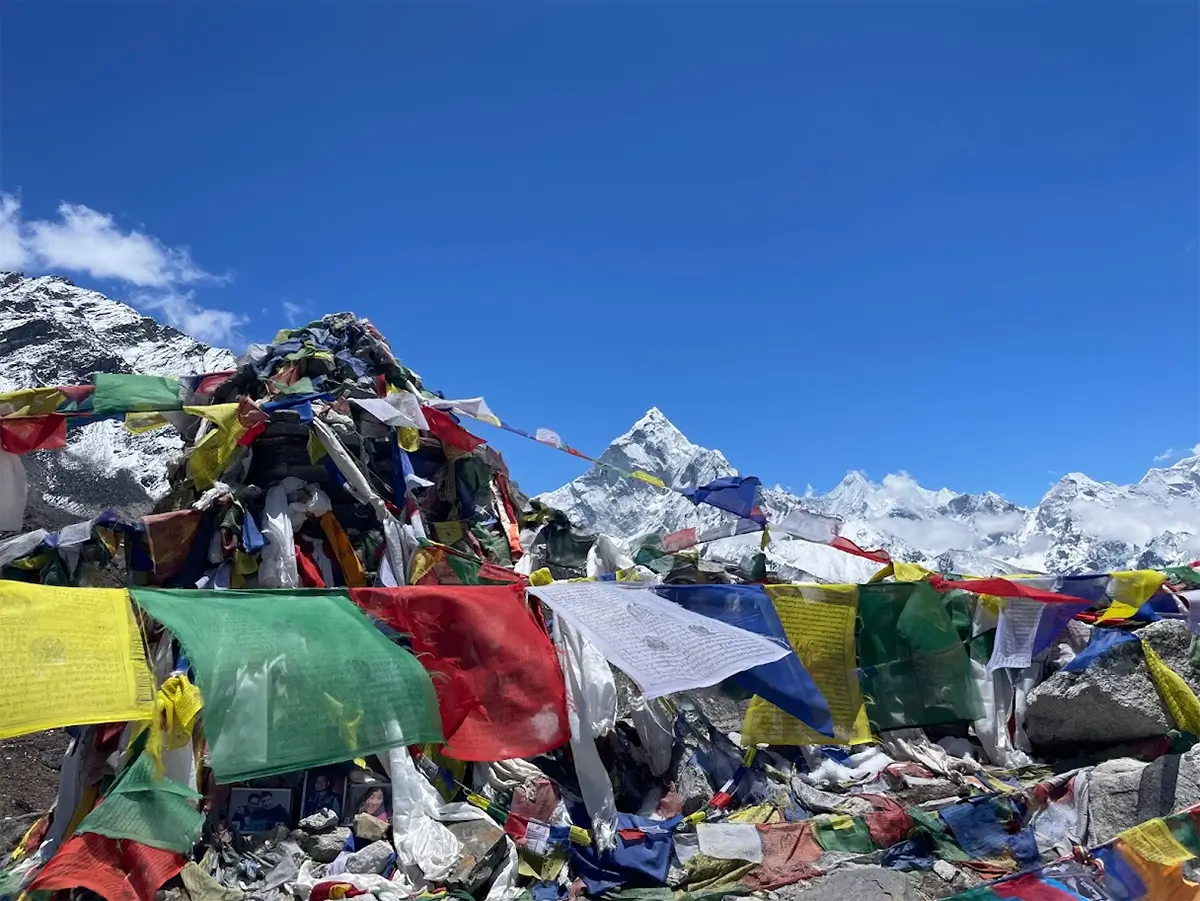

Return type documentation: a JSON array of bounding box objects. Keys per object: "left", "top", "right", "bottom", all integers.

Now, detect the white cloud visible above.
[
  {"left": 1193, "top": 443, "right": 1200, "bottom": 457},
  {"left": 280, "top": 300, "right": 312, "bottom": 323},
  {"left": 0, "top": 192, "right": 243, "bottom": 346},
  {"left": 0, "top": 195, "right": 29, "bottom": 269},
  {"left": 134, "top": 291, "right": 247, "bottom": 347},
  {"left": 1154, "top": 448, "right": 1177, "bottom": 462}
]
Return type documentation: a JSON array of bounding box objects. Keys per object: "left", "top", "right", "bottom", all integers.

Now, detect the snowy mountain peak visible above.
[
  {"left": 0, "top": 273, "right": 235, "bottom": 529},
  {"left": 542, "top": 408, "right": 1200, "bottom": 582}
]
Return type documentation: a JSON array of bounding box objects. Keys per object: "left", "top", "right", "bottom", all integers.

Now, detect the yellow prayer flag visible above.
[
  {"left": 1142, "top": 640, "right": 1200, "bottom": 735},
  {"left": 433, "top": 521, "right": 465, "bottom": 545},
  {"left": 632, "top": 470, "right": 666, "bottom": 489},
  {"left": 398, "top": 426, "right": 420, "bottom": 452},
  {"left": 123, "top": 412, "right": 170, "bottom": 434},
  {"left": 1118, "top": 818, "right": 1195, "bottom": 865},
  {"left": 868, "top": 562, "right": 932, "bottom": 583},
  {"left": 0, "top": 387, "right": 65, "bottom": 418},
  {"left": 184, "top": 404, "right": 247, "bottom": 490},
  {"left": 741, "top": 584, "right": 872, "bottom": 746},
  {"left": 0, "top": 581, "right": 155, "bottom": 739},
  {"left": 529, "top": 568, "right": 554, "bottom": 587},
  {"left": 1099, "top": 570, "right": 1167, "bottom": 623}
]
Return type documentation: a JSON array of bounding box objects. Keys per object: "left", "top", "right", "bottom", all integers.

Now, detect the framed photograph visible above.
[
  {"left": 301, "top": 768, "right": 347, "bottom": 821},
  {"left": 226, "top": 787, "right": 294, "bottom": 835},
  {"left": 343, "top": 782, "right": 392, "bottom": 826}
]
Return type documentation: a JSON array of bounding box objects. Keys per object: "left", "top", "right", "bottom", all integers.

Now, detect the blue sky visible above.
[{"left": 1, "top": 2, "right": 1196, "bottom": 504}]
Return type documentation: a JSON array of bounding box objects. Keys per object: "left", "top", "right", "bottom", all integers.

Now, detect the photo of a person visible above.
[
  {"left": 231, "top": 792, "right": 262, "bottom": 832},
  {"left": 225, "top": 788, "right": 294, "bottom": 835},
  {"left": 257, "top": 791, "right": 291, "bottom": 828},
  {"left": 302, "top": 770, "right": 344, "bottom": 819},
  {"left": 343, "top": 783, "right": 391, "bottom": 826}
]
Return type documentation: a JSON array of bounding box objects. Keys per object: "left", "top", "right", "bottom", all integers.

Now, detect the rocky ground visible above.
[{"left": 0, "top": 731, "right": 67, "bottom": 857}]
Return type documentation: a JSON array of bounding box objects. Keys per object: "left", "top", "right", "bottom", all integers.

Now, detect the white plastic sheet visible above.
[
  {"left": 380, "top": 747, "right": 523, "bottom": 901},
  {"left": 630, "top": 695, "right": 674, "bottom": 777},
  {"left": 775, "top": 507, "right": 841, "bottom": 544},
  {"left": 586, "top": 535, "right": 634, "bottom": 579},
  {"left": 0, "top": 450, "right": 27, "bottom": 532},
  {"left": 530, "top": 582, "right": 790, "bottom": 699},
  {"left": 258, "top": 477, "right": 302, "bottom": 588},
  {"left": 696, "top": 823, "right": 763, "bottom": 863},
  {"left": 553, "top": 617, "right": 618, "bottom": 850}
]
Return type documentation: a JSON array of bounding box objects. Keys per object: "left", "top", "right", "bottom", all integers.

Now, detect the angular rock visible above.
[
  {"left": 299, "top": 808, "right": 339, "bottom": 834},
  {"left": 345, "top": 839, "right": 395, "bottom": 875},
  {"left": 773, "top": 865, "right": 918, "bottom": 901},
  {"left": 353, "top": 812, "right": 390, "bottom": 843},
  {"left": 1026, "top": 620, "right": 1200, "bottom": 745},
  {"left": 1087, "top": 745, "right": 1200, "bottom": 844},
  {"left": 299, "top": 826, "right": 351, "bottom": 863}
]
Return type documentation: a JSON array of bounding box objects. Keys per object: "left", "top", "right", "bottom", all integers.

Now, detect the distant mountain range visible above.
[
  {"left": 3, "top": 271, "right": 1197, "bottom": 582},
  {"left": 540, "top": 407, "right": 1200, "bottom": 582}
]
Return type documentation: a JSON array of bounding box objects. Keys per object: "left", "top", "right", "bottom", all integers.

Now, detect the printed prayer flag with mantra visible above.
[
  {"left": 0, "top": 581, "right": 155, "bottom": 739},
  {"left": 130, "top": 587, "right": 442, "bottom": 782},
  {"left": 741, "top": 585, "right": 872, "bottom": 746},
  {"left": 352, "top": 585, "right": 570, "bottom": 761}
]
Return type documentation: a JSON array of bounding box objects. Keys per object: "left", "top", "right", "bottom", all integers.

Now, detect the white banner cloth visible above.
[{"left": 528, "top": 581, "right": 789, "bottom": 699}]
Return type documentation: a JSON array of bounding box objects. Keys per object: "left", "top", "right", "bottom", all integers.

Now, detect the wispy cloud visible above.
[
  {"left": 280, "top": 300, "right": 313, "bottom": 323},
  {"left": 1193, "top": 443, "right": 1200, "bottom": 457},
  {"left": 0, "top": 192, "right": 244, "bottom": 346},
  {"left": 1155, "top": 448, "right": 1177, "bottom": 462},
  {"left": 133, "top": 291, "right": 246, "bottom": 346}
]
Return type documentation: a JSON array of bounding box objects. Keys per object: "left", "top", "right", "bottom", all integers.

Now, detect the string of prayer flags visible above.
[
  {"left": 0, "top": 581, "right": 155, "bottom": 740},
  {"left": 92, "top": 373, "right": 184, "bottom": 415},
  {"left": 130, "top": 587, "right": 443, "bottom": 782}
]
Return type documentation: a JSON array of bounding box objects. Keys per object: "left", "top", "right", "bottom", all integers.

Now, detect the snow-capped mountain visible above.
[
  {"left": 540, "top": 408, "right": 1200, "bottom": 581},
  {"left": 0, "top": 272, "right": 235, "bottom": 530}
]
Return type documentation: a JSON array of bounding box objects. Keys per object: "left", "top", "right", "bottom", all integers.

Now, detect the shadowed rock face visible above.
[{"left": 0, "top": 272, "right": 235, "bottom": 533}]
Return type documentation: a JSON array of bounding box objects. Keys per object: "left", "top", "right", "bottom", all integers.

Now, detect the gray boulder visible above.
[
  {"left": 300, "top": 826, "right": 351, "bottom": 863},
  {"left": 345, "top": 839, "right": 396, "bottom": 875},
  {"left": 1026, "top": 620, "right": 1199, "bottom": 745},
  {"left": 299, "top": 808, "right": 339, "bottom": 834},
  {"left": 1087, "top": 745, "right": 1200, "bottom": 844},
  {"left": 353, "top": 812, "right": 390, "bottom": 843},
  {"left": 773, "top": 865, "right": 919, "bottom": 900}
]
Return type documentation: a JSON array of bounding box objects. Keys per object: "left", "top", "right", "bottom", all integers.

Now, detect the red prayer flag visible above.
[
  {"left": 992, "top": 873, "right": 1083, "bottom": 900},
  {"left": 829, "top": 536, "right": 892, "bottom": 564},
  {"left": 0, "top": 414, "right": 67, "bottom": 454},
  {"left": 29, "top": 833, "right": 184, "bottom": 901},
  {"left": 929, "top": 575, "right": 1091, "bottom": 605},
  {"left": 351, "top": 585, "right": 569, "bottom": 761},
  {"left": 422, "top": 406, "right": 485, "bottom": 452}
]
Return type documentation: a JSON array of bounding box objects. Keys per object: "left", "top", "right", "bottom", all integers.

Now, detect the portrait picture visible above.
[
  {"left": 301, "top": 768, "right": 346, "bottom": 820},
  {"left": 226, "top": 788, "right": 294, "bottom": 835},
  {"left": 343, "top": 783, "right": 391, "bottom": 826}
]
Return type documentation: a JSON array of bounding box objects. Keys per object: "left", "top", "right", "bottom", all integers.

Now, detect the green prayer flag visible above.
[
  {"left": 131, "top": 587, "right": 443, "bottom": 783},
  {"left": 813, "top": 816, "right": 875, "bottom": 854},
  {"left": 908, "top": 806, "right": 971, "bottom": 862},
  {"left": 75, "top": 752, "right": 203, "bottom": 854},
  {"left": 92, "top": 373, "right": 183, "bottom": 414},
  {"left": 856, "top": 583, "right": 984, "bottom": 731}
]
